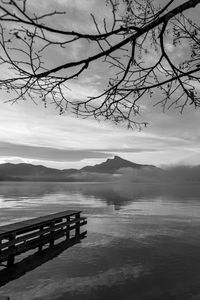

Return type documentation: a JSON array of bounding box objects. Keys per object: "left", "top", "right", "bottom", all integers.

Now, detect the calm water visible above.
[{"left": 0, "top": 181, "right": 200, "bottom": 300}]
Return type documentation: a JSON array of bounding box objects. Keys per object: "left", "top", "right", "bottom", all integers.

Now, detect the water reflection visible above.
[
  {"left": 0, "top": 233, "right": 87, "bottom": 288},
  {"left": 1, "top": 181, "right": 200, "bottom": 211},
  {"left": 0, "top": 182, "right": 200, "bottom": 299}
]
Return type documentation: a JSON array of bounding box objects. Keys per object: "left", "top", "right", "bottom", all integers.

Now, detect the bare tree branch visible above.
[{"left": 0, "top": 0, "right": 200, "bottom": 128}]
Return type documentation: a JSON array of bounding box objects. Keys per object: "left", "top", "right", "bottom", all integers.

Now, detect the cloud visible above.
[
  {"left": 0, "top": 142, "right": 111, "bottom": 162},
  {"left": 96, "top": 148, "right": 158, "bottom": 153},
  {"left": 116, "top": 165, "right": 200, "bottom": 183},
  {"left": 164, "top": 165, "right": 200, "bottom": 182},
  {"left": 117, "top": 166, "right": 164, "bottom": 182},
  {"left": 0, "top": 98, "right": 199, "bottom": 168},
  {"left": 68, "top": 171, "right": 115, "bottom": 182},
  {"left": 10, "top": 264, "right": 144, "bottom": 300}
]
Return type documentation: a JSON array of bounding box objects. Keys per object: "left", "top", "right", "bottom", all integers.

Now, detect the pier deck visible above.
[{"left": 0, "top": 210, "right": 87, "bottom": 267}]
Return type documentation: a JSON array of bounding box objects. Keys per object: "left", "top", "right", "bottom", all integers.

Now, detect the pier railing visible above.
[{"left": 0, "top": 210, "right": 87, "bottom": 267}]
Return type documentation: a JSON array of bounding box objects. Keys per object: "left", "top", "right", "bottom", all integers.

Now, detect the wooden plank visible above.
[
  {"left": 0, "top": 210, "right": 81, "bottom": 238},
  {"left": 1, "top": 210, "right": 79, "bottom": 230}
]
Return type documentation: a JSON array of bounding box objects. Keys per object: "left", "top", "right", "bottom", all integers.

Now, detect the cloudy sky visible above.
[{"left": 0, "top": 0, "right": 199, "bottom": 170}]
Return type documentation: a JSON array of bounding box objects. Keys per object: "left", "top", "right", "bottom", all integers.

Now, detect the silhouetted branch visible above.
[{"left": 0, "top": 0, "right": 200, "bottom": 128}]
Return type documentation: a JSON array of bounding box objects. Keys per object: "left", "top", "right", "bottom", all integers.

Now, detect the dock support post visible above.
[
  {"left": 7, "top": 233, "right": 16, "bottom": 267},
  {"left": 75, "top": 212, "right": 80, "bottom": 237},
  {"left": 66, "top": 217, "right": 70, "bottom": 240}
]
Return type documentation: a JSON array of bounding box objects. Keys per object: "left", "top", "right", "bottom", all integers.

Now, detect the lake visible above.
[{"left": 0, "top": 181, "right": 200, "bottom": 300}]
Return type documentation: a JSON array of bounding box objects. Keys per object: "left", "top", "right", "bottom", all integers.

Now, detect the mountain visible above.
[
  {"left": 0, "top": 163, "right": 64, "bottom": 181},
  {"left": 0, "top": 156, "right": 157, "bottom": 181},
  {"left": 0, "top": 157, "right": 199, "bottom": 182},
  {"left": 81, "top": 156, "right": 156, "bottom": 174}
]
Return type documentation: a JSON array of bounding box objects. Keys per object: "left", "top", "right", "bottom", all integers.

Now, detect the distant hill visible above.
[
  {"left": 81, "top": 156, "right": 156, "bottom": 173},
  {"left": 0, "top": 163, "right": 64, "bottom": 181},
  {"left": 0, "top": 156, "right": 158, "bottom": 181}
]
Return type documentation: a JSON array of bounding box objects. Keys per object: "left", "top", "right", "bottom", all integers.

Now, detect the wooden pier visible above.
[{"left": 0, "top": 210, "right": 87, "bottom": 267}]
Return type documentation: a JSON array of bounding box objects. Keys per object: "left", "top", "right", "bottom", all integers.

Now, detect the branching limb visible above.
[{"left": 0, "top": 0, "right": 200, "bottom": 128}]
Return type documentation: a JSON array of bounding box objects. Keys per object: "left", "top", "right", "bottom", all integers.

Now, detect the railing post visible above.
[
  {"left": 38, "top": 226, "right": 43, "bottom": 252},
  {"left": 7, "top": 233, "right": 16, "bottom": 267},
  {"left": 75, "top": 213, "right": 80, "bottom": 237},
  {"left": 66, "top": 216, "right": 70, "bottom": 240},
  {"left": 50, "top": 221, "right": 55, "bottom": 247}
]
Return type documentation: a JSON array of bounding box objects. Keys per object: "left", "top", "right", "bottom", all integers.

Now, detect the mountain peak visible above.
[
  {"left": 113, "top": 155, "right": 122, "bottom": 160},
  {"left": 81, "top": 156, "right": 155, "bottom": 174}
]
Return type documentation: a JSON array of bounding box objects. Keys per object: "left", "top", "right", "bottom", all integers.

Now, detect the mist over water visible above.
[{"left": 0, "top": 181, "right": 200, "bottom": 300}]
